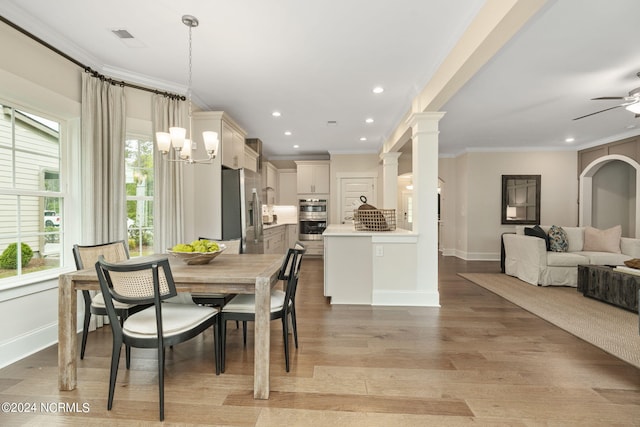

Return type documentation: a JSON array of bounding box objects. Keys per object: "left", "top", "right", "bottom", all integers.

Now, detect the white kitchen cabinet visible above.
[
  {"left": 189, "top": 111, "right": 246, "bottom": 240},
  {"left": 323, "top": 224, "right": 418, "bottom": 304},
  {"left": 295, "top": 160, "right": 329, "bottom": 194},
  {"left": 245, "top": 146, "right": 259, "bottom": 172},
  {"left": 192, "top": 111, "right": 247, "bottom": 170},
  {"left": 285, "top": 223, "right": 298, "bottom": 248},
  {"left": 262, "top": 161, "right": 278, "bottom": 205},
  {"left": 300, "top": 240, "right": 323, "bottom": 257},
  {"left": 263, "top": 225, "right": 286, "bottom": 254},
  {"left": 222, "top": 120, "right": 246, "bottom": 169},
  {"left": 263, "top": 224, "right": 300, "bottom": 255}
]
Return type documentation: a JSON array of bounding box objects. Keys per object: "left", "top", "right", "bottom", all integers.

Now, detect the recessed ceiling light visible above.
[
  {"left": 360, "top": 137, "right": 367, "bottom": 141},
  {"left": 565, "top": 137, "right": 575, "bottom": 143},
  {"left": 365, "top": 118, "right": 374, "bottom": 124},
  {"left": 272, "top": 111, "right": 281, "bottom": 117},
  {"left": 293, "top": 144, "right": 299, "bottom": 149},
  {"left": 372, "top": 86, "right": 384, "bottom": 94},
  {"left": 284, "top": 131, "right": 292, "bottom": 136},
  {"left": 627, "top": 124, "right": 636, "bottom": 129}
]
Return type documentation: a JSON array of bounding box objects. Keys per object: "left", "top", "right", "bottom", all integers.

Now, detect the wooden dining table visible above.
[{"left": 58, "top": 252, "right": 284, "bottom": 399}]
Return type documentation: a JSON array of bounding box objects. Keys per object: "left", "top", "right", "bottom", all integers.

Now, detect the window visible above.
[
  {"left": 125, "top": 136, "right": 154, "bottom": 257},
  {"left": 0, "top": 104, "right": 62, "bottom": 281}
]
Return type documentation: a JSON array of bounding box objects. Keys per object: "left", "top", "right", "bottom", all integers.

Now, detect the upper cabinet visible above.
[
  {"left": 296, "top": 160, "right": 330, "bottom": 194},
  {"left": 189, "top": 111, "right": 247, "bottom": 240},
  {"left": 262, "top": 161, "right": 278, "bottom": 204},
  {"left": 192, "top": 111, "right": 247, "bottom": 170},
  {"left": 221, "top": 120, "right": 247, "bottom": 169},
  {"left": 244, "top": 146, "right": 259, "bottom": 172}
]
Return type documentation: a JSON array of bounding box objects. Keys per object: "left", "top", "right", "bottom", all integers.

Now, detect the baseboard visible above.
[
  {"left": 0, "top": 322, "right": 58, "bottom": 369},
  {"left": 453, "top": 249, "right": 500, "bottom": 261},
  {"left": 372, "top": 290, "right": 440, "bottom": 307}
]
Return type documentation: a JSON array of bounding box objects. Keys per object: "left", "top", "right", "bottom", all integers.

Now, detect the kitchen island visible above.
[{"left": 323, "top": 224, "right": 418, "bottom": 305}]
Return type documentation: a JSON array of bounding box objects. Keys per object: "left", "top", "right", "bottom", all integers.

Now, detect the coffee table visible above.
[{"left": 577, "top": 264, "right": 640, "bottom": 312}]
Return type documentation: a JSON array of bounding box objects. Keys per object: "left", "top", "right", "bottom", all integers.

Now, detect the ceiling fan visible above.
[{"left": 574, "top": 75, "right": 640, "bottom": 120}]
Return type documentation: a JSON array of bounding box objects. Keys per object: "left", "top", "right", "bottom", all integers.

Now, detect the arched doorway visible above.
[{"left": 579, "top": 154, "right": 640, "bottom": 237}]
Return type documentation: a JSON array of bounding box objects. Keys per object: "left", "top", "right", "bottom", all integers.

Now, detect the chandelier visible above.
[{"left": 156, "top": 15, "right": 218, "bottom": 164}]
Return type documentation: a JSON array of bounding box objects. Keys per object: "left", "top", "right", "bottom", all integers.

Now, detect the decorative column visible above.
[
  {"left": 408, "top": 112, "right": 445, "bottom": 305},
  {"left": 380, "top": 152, "right": 402, "bottom": 210}
]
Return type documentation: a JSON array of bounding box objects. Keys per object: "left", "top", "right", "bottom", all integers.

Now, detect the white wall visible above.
[
  {"left": 0, "top": 21, "right": 80, "bottom": 367},
  {"left": 592, "top": 160, "right": 635, "bottom": 235},
  {"left": 440, "top": 150, "right": 579, "bottom": 260},
  {"left": 0, "top": 20, "right": 156, "bottom": 367},
  {"left": 438, "top": 157, "right": 458, "bottom": 256}
]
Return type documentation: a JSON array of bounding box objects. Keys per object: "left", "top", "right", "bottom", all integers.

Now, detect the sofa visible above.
[{"left": 502, "top": 225, "right": 640, "bottom": 287}]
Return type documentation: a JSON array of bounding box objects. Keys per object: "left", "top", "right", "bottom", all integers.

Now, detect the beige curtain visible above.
[
  {"left": 81, "top": 73, "right": 127, "bottom": 244},
  {"left": 152, "top": 95, "right": 186, "bottom": 253}
]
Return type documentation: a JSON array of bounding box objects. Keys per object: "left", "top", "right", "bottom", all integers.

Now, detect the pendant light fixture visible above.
[{"left": 156, "top": 15, "right": 218, "bottom": 164}]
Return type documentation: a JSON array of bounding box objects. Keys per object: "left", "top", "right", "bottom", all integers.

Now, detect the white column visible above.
[
  {"left": 408, "top": 112, "right": 445, "bottom": 305},
  {"left": 380, "top": 152, "right": 402, "bottom": 210}
]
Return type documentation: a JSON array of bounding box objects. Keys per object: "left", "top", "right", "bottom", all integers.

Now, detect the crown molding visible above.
[
  {"left": 574, "top": 129, "right": 640, "bottom": 152},
  {"left": 0, "top": 5, "right": 191, "bottom": 100},
  {"left": 0, "top": 3, "right": 103, "bottom": 70},
  {"left": 101, "top": 65, "right": 185, "bottom": 95}
]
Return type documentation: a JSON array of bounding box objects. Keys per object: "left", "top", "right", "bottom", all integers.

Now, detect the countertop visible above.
[
  {"left": 323, "top": 223, "right": 416, "bottom": 237},
  {"left": 263, "top": 222, "right": 296, "bottom": 230}
]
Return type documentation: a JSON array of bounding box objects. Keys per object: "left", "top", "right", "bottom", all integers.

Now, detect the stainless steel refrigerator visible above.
[{"left": 221, "top": 167, "right": 264, "bottom": 254}]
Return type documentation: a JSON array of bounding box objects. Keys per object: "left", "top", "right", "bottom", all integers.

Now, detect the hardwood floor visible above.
[{"left": 1, "top": 255, "right": 640, "bottom": 425}]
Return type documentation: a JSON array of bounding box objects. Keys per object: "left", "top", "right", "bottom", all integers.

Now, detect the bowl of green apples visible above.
[{"left": 167, "top": 240, "right": 226, "bottom": 265}]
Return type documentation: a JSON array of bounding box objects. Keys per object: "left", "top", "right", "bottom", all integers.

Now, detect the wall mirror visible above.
[{"left": 501, "top": 175, "right": 541, "bottom": 225}]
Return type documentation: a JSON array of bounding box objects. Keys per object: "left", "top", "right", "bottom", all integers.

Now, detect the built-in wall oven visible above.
[{"left": 299, "top": 199, "right": 327, "bottom": 241}]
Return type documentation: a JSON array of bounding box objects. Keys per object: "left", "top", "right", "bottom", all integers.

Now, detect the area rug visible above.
[{"left": 459, "top": 273, "right": 640, "bottom": 369}]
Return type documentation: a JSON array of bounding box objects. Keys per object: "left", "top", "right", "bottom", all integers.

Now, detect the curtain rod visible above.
[{"left": 1, "top": 15, "right": 186, "bottom": 101}]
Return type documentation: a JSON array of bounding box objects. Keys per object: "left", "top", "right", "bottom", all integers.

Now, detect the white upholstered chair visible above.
[{"left": 95, "top": 256, "right": 219, "bottom": 421}]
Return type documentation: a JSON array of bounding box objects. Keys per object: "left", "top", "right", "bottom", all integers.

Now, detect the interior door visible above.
[{"left": 339, "top": 177, "right": 375, "bottom": 224}]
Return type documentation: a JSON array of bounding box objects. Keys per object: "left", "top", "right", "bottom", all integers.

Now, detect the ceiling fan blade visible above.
[
  {"left": 573, "top": 105, "right": 622, "bottom": 120},
  {"left": 591, "top": 96, "right": 625, "bottom": 100}
]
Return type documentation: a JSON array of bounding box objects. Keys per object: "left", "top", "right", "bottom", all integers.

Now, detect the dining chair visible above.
[
  {"left": 233, "top": 241, "right": 306, "bottom": 341},
  {"left": 220, "top": 244, "right": 305, "bottom": 373},
  {"left": 191, "top": 237, "right": 241, "bottom": 308},
  {"left": 73, "top": 241, "right": 147, "bottom": 367},
  {"left": 95, "top": 256, "right": 219, "bottom": 421}
]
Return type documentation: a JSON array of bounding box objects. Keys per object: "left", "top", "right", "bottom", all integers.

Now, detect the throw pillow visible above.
[
  {"left": 583, "top": 225, "right": 622, "bottom": 253},
  {"left": 548, "top": 225, "right": 568, "bottom": 252},
  {"left": 524, "top": 225, "right": 550, "bottom": 251}
]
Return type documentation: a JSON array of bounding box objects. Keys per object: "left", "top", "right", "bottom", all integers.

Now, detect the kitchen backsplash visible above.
[{"left": 262, "top": 205, "right": 297, "bottom": 225}]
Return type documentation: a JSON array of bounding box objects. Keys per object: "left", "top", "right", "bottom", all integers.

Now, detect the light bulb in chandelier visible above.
[
  {"left": 180, "top": 139, "right": 192, "bottom": 160},
  {"left": 169, "top": 127, "right": 186, "bottom": 150},
  {"left": 155, "top": 14, "right": 218, "bottom": 164}
]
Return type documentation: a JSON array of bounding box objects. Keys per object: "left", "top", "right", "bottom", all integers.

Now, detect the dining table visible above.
[{"left": 57, "top": 252, "right": 284, "bottom": 399}]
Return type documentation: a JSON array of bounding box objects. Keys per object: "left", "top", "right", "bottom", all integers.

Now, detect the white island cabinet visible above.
[{"left": 323, "top": 224, "right": 418, "bottom": 305}]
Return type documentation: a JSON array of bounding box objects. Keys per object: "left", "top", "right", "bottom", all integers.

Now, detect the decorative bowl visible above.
[{"left": 167, "top": 244, "right": 226, "bottom": 265}]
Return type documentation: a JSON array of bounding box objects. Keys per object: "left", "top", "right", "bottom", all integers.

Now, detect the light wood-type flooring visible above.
[{"left": 1, "top": 255, "right": 640, "bottom": 426}]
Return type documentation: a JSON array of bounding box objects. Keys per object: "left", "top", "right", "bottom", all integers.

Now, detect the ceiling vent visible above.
[
  {"left": 327, "top": 120, "right": 338, "bottom": 126},
  {"left": 111, "top": 29, "right": 134, "bottom": 39},
  {"left": 111, "top": 29, "right": 145, "bottom": 47}
]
